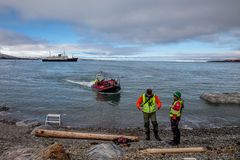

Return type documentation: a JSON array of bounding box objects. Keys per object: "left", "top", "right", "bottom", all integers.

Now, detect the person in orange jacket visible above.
[{"left": 136, "top": 89, "right": 162, "bottom": 140}]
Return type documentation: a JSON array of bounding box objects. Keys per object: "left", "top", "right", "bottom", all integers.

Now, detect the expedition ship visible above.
[{"left": 42, "top": 53, "right": 78, "bottom": 62}]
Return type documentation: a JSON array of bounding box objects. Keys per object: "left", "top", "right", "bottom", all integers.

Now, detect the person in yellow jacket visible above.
[
  {"left": 136, "top": 89, "right": 162, "bottom": 140},
  {"left": 169, "top": 91, "right": 184, "bottom": 145}
]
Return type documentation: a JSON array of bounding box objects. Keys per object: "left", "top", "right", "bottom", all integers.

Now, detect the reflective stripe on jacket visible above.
[
  {"left": 142, "top": 93, "right": 156, "bottom": 113},
  {"left": 169, "top": 99, "right": 183, "bottom": 118}
]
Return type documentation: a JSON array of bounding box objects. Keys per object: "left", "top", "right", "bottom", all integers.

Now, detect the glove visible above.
[{"left": 137, "top": 105, "right": 142, "bottom": 111}]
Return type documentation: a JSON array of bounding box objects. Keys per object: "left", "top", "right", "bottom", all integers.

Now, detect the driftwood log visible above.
[
  {"left": 140, "top": 147, "right": 207, "bottom": 154},
  {"left": 33, "top": 129, "right": 139, "bottom": 142}
]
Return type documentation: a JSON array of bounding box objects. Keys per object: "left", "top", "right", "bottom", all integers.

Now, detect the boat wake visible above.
[{"left": 66, "top": 79, "right": 94, "bottom": 88}]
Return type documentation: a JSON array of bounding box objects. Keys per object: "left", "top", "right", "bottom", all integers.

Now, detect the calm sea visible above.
[{"left": 0, "top": 60, "right": 239, "bottom": 129}]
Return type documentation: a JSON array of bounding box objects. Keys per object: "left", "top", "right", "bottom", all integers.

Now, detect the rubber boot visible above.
[
  {"left": 173, "top": 124, "right": 180, "bottom": 145},
  {"left": 174, "top": 130, "right": 180, "bottom": 145},
  {"left": 170, "top": 119, "right": 180, "bottom": 145},
  {"left": 170, "top": 129, "right": 180, "bottom": 145},
  {"left": 144, "top": 122, "right": 150, "bottom": 140},
  {"left": 152, "top": 121, "right": 161, "bottom": 141}
]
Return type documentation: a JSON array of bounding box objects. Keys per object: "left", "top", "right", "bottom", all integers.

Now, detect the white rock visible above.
[
  {"left": 200, "top": 92, "right": 240, "bottom": 105},
  {"left": 87, "top": 143, "right": 124, "bottom": 160}
]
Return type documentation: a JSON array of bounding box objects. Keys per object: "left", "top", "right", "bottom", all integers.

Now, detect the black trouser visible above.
[
  {"left": 143, "top": 112, "right": 158, "bottom": 135},
  {"left": 171, "top": 118, "right": 180, "bottom": 144}
]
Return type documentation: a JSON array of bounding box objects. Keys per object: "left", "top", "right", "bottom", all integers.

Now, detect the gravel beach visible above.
[{"left": 0, "top": 119, "right": 239, "bottom": 160}]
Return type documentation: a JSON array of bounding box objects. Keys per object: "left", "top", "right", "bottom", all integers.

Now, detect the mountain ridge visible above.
[{"left": 0, "top": 52, "right": 39, "bottom": 60}]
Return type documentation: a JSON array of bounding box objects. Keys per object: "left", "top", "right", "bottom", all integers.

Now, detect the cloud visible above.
[
  {"left": 1, "top": 43, "right": 142, "bottom": 58},
  {"left": 0, "top": 0, "right": 240, "bottom": 44},
  {"left": 0, "top": 29, "right": 45, "bottom": 46},
  {"left": 0, "top": 29, "right": 50, "bottom": 57},
  {"left": 0, "top": 29, "right": 141, "bottom": 57},
  {"left": 1, "top": 0, "right": 240, "bottom": 59}
]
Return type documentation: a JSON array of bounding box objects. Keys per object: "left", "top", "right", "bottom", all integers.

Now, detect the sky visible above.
[{"left": 0, "top": 0, "right": 240, "bottom": 60}]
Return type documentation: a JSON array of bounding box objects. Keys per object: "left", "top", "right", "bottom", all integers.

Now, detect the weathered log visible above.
[
  {"left": 140, "top": 147, "right": 207, "bottom": 154},
  {"left": 33, "top": 129, "right": 139, "bottom": 142}
]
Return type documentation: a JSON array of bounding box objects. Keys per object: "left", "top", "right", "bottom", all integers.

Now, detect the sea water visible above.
[{"left": 0, "top": 60, "right": 239, "bottom": 128}]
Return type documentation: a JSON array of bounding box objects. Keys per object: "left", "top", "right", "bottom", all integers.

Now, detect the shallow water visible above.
[{"left": 0, "top": 60, "right": 239, "bottom": 128}]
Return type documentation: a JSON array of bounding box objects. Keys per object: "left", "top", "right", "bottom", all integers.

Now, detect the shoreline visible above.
[
  {"left": 1, "top": 112, "right": 239, "bottom": 131},
  {"left": 1, "top": 104, "right": 240, "bottom": 130},
  {"left": 0, "top": 119, "right": 239, "bottom": 159},
  {"left": 1, "top": 105, "right": 240, "bottom": 159}
]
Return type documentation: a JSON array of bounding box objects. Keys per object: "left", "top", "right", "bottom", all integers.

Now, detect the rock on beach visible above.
[
  {"left": 16, "top": 119, "right": 41, "bottom": 128},
  {"left": 87, "top": 143, "right": 124, "bottom": 160},
  {"left": 39, "top": 143, "right": 70, "bottom": 160},
  {"left": 200, "top": 92, "right": 240, "bottom": 104},
  {"left": 0, "top": 105, "right": 9, "bottom": 112},
  {"left": 0, "top": 148, "right": 35, "bottom": 160}
]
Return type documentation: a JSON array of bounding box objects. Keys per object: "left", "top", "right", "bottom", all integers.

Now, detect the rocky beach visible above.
[{"left": 0, "top": 109, "right": 239, "bottom": 160}]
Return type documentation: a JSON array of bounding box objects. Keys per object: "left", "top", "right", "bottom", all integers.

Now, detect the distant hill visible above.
[
  {"left": 0, "top": 52, "right": 39, "bottom": 60},
  {"left": 208, "top": 59, "right": 240, "bottom": 62},
  {"left": 0, "top": 52, "right": 19, "bottom": 59}
]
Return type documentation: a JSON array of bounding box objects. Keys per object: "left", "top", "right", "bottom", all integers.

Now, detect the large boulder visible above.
[
  {"left": 200, "top": 92, "right": 240, "bottom": 105},
  {"left": 87, "top": 143, "right": 124, "bottom": 160}
]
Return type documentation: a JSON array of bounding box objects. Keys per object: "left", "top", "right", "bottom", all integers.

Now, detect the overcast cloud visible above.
[
  {"left": 1, "top": 0, "right": 240, "bottom": 44},
  {"left": 0, "top": 0, "right": 240, "bottom": 58},
  {"left": 0, "top": 29, "right": 45, "bottom": 46}
]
